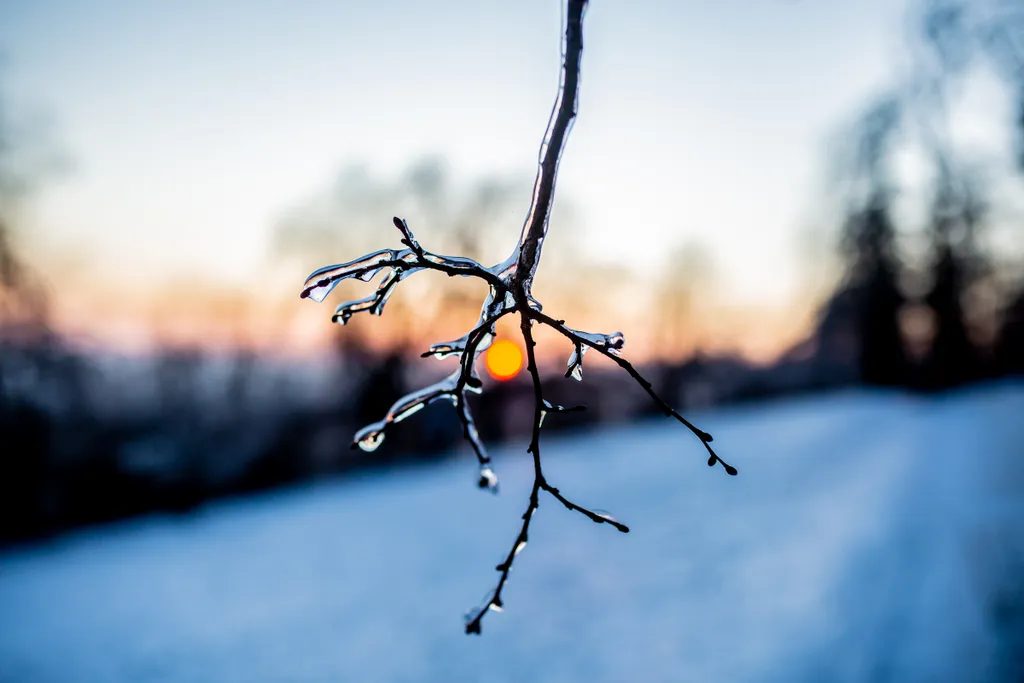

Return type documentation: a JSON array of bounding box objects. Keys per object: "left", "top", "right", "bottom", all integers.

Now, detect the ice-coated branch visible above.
[
  {"left": 299, "top": 0, "right": 737, "bottom": 635},
  {"left": 513, "top": 0, "right": 587, "bottom": 288},
  {"left": 349, "top": 308, "right": 511, "bottom": 490},
  {"left": 529, "top": 308, "right": 738, "bottom": 475},
  {"left": 300, "top": 217, "right": 505, "bottom": 307},
  {"left": 464, "top": 290, "right": 627, "bottom": 635}
]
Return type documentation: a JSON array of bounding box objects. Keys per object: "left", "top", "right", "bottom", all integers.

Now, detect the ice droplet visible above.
[
  {"left": 488, "top": 601, "right": 504, "bottom": 613},
  {"left": 300, "top": 249, "right": 396, "bottom": 302},
  {"left": 514, "top": 540, "right": 527, "bottom": 556},
  {"left": 565, "top": 345, "right": 587, "bottom": 382},
  {"left": 354, "top": 425, "right": 385, "bottom": 452},
  {"left": 426, "top": 341, "right": 462, "bottom": 359},
  {"left": 605, "top": 331, "right": 625, "bottom": 354},
  {"left": 465, "top": 374, "right": 484, "bottom": 395},
  {"left": 477, "top": 466, "right": 499, "bottom": 492}
]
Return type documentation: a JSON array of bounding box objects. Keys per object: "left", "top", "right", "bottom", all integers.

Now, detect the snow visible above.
[{"left": 2, "top": 386, "right": 1023, "bottom": 683}]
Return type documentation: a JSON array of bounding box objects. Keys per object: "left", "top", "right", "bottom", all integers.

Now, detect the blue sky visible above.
[{"left": 0, "top": 0, "right": 918, "bottom": 345}]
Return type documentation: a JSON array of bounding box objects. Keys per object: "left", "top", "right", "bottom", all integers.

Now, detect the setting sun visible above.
[{"left": 485, "top": 339, "right": 524, "bottom": 381}]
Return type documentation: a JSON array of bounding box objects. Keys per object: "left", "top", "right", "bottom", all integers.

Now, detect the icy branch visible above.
[
  {"left": 299, "top": 0, "right": 737, "bottom": 635},
  {"left": 530, "top": 308, "right": 738, "bottom": 476},
  {"left": 300, "top": 218, "right": 505, "bottom": 307}
]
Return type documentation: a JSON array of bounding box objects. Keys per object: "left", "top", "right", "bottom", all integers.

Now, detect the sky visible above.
[{"left": 0, "top": 0, "right": 925, "bottom": 357}]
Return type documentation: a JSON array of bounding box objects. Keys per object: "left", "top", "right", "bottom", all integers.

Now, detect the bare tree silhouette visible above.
[{"left": 299, "top": 0, "right": 736, "bottom": 634}]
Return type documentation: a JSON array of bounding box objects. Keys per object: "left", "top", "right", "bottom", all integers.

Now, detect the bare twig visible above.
[{"left": 299, "top": 0, "right": 736, "bottom": 635}]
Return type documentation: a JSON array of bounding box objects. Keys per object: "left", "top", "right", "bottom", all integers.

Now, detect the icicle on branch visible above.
[{"left": 299, "top": 0, "right": 737, "bottom": 635}]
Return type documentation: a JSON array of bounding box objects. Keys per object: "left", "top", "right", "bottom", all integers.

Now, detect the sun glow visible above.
[{"left": 485, "top": 339, "right": 523, "bottom": 381}]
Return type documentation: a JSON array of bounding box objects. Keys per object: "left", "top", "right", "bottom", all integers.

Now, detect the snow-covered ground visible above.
[{"left": 1, "top": 386, "right": 1023, "bottom": 683}]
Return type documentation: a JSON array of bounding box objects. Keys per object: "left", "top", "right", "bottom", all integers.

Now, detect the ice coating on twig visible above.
[
  {"left": 351, "top": 373, "right": 459, "bottom": 452},
  {"left": 575, "top": 328, "right": 625, "bottom": 354},
  {"left": 300, "top": 250, "right": 401, "bottom": 303},
  {"left": 298, "top": 0, "right": 736, "bottom": 635}
]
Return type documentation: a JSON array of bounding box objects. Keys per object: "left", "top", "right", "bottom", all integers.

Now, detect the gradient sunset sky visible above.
[{"left": 0, "top": 0, "right": 965, "bottom": 357}]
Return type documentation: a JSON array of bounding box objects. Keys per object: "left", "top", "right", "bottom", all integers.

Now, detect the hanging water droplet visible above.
[
  {"left": 465, "top": 376, "right": 484, "bottom": 395},
  {"left": 565, "top": 344, "right": 587, "bottom": 381},
  {"left": 300, "top": 249, "right": 396, "bottom": 301},
  {"left": 477, "top": 466, "right": 499, "bottom": 491},
  {"left": 354, "top": 424, "right": 385, "bottom": 452},
  {"left": 514, "top": 540, "right": 527, "bottom": 556},
  {"left": 488, "top": 601, "right": 504, "bottom": 613},
  {"left": 426, "top": 341, "right": 462, "bottom": 359},
  {"left": 604, "top": 331, "right": 625, "bottom": 353},
  {"left": 359, "top": 432, "right": 384, "bottom": 452}
]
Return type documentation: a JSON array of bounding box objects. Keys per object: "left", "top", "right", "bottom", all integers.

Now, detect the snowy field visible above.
[{"left": 1, "top": 385, "right": 1023, "bottom": 683}]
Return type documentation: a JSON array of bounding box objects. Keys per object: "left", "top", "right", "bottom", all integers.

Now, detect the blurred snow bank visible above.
[{"left": 1, "top": 384, "right": 1022, "bottom": 683}]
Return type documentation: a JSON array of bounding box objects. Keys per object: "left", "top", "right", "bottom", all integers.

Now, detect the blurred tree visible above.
[
  {"left": 844, "top": 199, "right": 911, "bottom": 387},
  {"left": 919, "top": 169, "right": 987, "bottom": 388},
  {"left": 994, "top": 284, "right": 1024, "bottom": 376},
  {"left": 0, "top": 86, "right": 59, "bottom": 539},
  {"left": 0, "top": 91, "right": 51, "bottom": 356},
  {"left": 651, "top": 242, "right": 716, "bottom": 409},
  {"left": 910, "top": 0, "right": 1023, "bottom": 387},
  {"left": 653, "top": 242, "right": 714, "bottom": 361},
  {"left": 823, "top": 99, "right": 912, "bottom": 387}
]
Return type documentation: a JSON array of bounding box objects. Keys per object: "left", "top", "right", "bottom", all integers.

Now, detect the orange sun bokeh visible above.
[{"left": 485, "top": 339, "right": 524, "bottom": 381}]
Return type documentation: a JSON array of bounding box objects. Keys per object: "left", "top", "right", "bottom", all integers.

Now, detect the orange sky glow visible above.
[{"left": 47, "top": 270, "right": 820, "bottom": 366}]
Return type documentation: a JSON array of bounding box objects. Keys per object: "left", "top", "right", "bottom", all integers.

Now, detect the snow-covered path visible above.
[{"left": 1, "top": 386, "right": 1022, "bottom": 683}]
